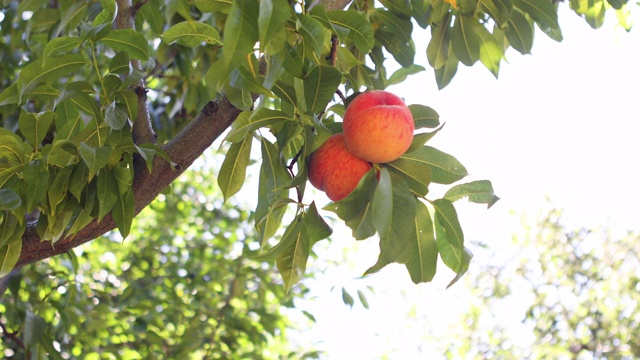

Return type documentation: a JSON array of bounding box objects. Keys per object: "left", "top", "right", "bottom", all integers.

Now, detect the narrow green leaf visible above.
[
  {"left": 0, "top": 84, "right": 19, "bottom": 106},
  {"left": 24, "top": 311, "right": 46, "bottom": 350},
  {"left": 0, "top": 238, "right": 22, "bottom": 278},
  {"left": 435, "top": 45, "right": 459, "bottom": 89},
  {"left": 42, "top": 37, "right": 79, "bottom": 64},
  {"left": 386, "top": 156, "right": 432, "bottom": 196},
  {"left": 327, "top": 10, "right": 375, "bottom": 53},
  {"left": 68, "top": 161, "right": 89, "bottom": 201},
  {"left": 444, "top": 180, "right": 500, "bottom": 208},
  {"left": 24, "top": 160, "right": 50, "bottom": 212},
  {"left": 79, "top": 143, "right": 111, "bottom": 181},
  {"left": 104, "top": 101, "right": 129, "bottom": 130},
  {"left": 222, "top": 0, "right": 260, "bottom": 80},
  {"left": 100, "top": 29, "right": 149, "bottom": 60},
  {"left": 114, "top": 90, "right": 138, "bottom": 124},
  {"left": 366, "top": 169, "right": 416, "bottom": 275},
  {"left": 388, "top": 64, "right": 426, "bottom": 86},
  {"left": 109, "top": 52, "right": 131, "bottom": 75},
  {"left": 302, "top": 201, "right": 332, "bottom": 243},
  {"left": 219, "top": 134, "right": 252, "bottom": 202},
  {"left": 93, "top": 0, "right": 117, "bottom": 25},
  {"left": 225, "top": 109, "right": 290, "bottom": 143},
  {"left": 357, "top": 290, "right": 370, "bottom": 309},
  {"left": 259, "top": 0, "right": 293, "bottom": 51},
  {"left": 476, "top": 26, "right": 503, "bottom": 78},
  {"left": 276, "top": 216, "right": 311, "bottom": 291},
  {"left": 433, "top": 198, "right": 465, "bottom": 273},
  {"left": 253, "top": 211, "right": 302, "bottom": 260},
  {"left": 505, "top": 10, "right": 534, "bottom": 54},
  {"left": 160, "top": 21, "right": 222, "bottom": 47},
  {"left": 97, "top": 168, "right": 119, "bottom": 222},
  {"left": 17, "top": 55, "right": 86, "bottom": 103},
  {"left": 482, "top": 0, "right": 513, "bottom": 27},
  {"left": 446, "top": 247, "right": 472, "bottom": 288},
  {"left": 47, "top": 166, "right": 74, "bottom": 216},
  {"left": 0, "top": 214, "right": 22, "bottom": 249},
  {"left": 296, "top": 13, "right": 326, "bottom": 58},
  {"left": 452, "top": 14, "right": 480, "bottom": 66},
  {"left": 112, "top": 190, "right": 135, "bottom": 239},
  {"left": 405, "top": 199, "right": 438, "bottom": 284},
  {"left": 304, "top": 65, "right": 342, "bottom": 115},
  {"left": 406, "top": 124, "right": 445, "bottom": 153},
  {"left": 399, "top": 146, "right": 468, "bottom": 184},
  {"left": 341, "top": 288, "right": 355, "bottom": 308}
]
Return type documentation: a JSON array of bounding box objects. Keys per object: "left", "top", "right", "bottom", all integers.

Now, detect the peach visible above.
[
  {"left": 343, "top": 90, "right": 414, "bottom": 163},
  {"left": 308, "top": 134, "right": 372, "bottom": 202}
]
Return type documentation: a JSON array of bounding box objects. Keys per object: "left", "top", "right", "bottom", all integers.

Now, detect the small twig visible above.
[
  {"left": 287, "top": 147, "right": 305, "bottom": 203},
  {"left": 326, "top": 34, "right": 339, "bottom": 66},
  {"left": 0, "top": 321, "right": 26, "bottom": 351},
  {"left": 336, "top": 89, "right": 346, "bottom": 103}
]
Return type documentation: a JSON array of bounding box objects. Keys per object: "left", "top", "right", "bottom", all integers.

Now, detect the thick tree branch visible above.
[
  {"left": 17, "top": 99, "right": 241, "bottom": 268},
  {"left": 115, "top": 0, "right": 156, "bottom": 145}
]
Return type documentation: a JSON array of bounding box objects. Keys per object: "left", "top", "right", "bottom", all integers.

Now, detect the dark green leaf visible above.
[
  {"left": 296, "top": 13, "right": 326, "bottom": 58},
  {"left": 109, "top": 52, "right": 131, "bottom": 75},
  {"left": 452, "top": 14, "right": 480, "bottom": 66},
  {"left": 386, "top": 155, "right": 432, "bottom": 196},
  {"left": 18, "top": 110, "right": 55, "bottom": 148},
  {"left": 42, "top": 36, "right": 79, "bottom": 64},
  {"left": 0, "top": 238, "right": 22, "bottom": 278},
  {"left": 435, "top": 44, "right": 458, "bottom": 89},
  {"left": 0, "top": 189, "right": 21, "bottom": 211},
  {"left": 100, "top": 29, "right": 150, "bottom": 60},
  {"left": 225, "top": 109, "right": 290, "bottom": 143},
  {"left": 97, "top": 168, "right": 119, "bottom": 222},
  {"left": 304, "top": 65, "right": 342, "bottom": 114},
  {"left": 327, "top": 10, "right": 375, "bottom": 53},
  {"left": 259, "top": 0, "right": 293, "bottom": 52},
  {"left": 112, "top": 190, "right": 135, "bottom": 239},
  {"left": 24, "top": 160, "right": 49, "bottom": 212},
  {"left": 160, "top": 21, "right": 222, "bottom": 47},
  {"left": 341, "top": 288, "right": 355, "bottom": 308},
  {"left": 405, "top": 199, "right": 438, "bottom": 283},
  {"left": 482, "top": 0, "right": 513, "bottom": 27},
  {"left": 79, "top": 143, "right": 111, "bottom": 181},
  {"left": 302, "top": 201, "right": 332, "bottom": 243},
  {"left": 433, "top": 198, "right": 465, "bottom": 274},
  {"left": 512, "top": 0, "right": 559, "bottom": 30},
  {"left": 275, "top": 217, "right": 311, "bottom": 291},
  {"left": 505, "top": 10, "right": 534, "bottom": 54},
  {"left": 219, "top": 134, "right": 252, "bottom": 202},
  {"left": 17, "top": 55, "right": 86, "bottom": 103},
  {"left": 409, "top": 104, "right": 440, "bottom": 129},
  {"left": 48, "top": 166, "right": 74, "bottom": 216},
  {"left": 222, "top": 0, "right": 260, "bottom": 81}
]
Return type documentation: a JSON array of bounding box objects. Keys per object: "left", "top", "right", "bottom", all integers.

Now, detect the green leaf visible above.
[
  {"left": 406, "top": 124, "right": 445, "bottom": 153},
  {"left": 512, "top": 0, "right": 559, "bottom": 30},
  {"left": 18, "top": 110, "right": 55, "bottom": 148},
  {"left": 387, "top": 64, "right": 425, "bottom": 86},
  {"left": 296, "top": 13, "right": 326, "bottom": 59},
  {"left": 0, "top": 129, "right": 27, "bottom": 166},
  {"left": 341, "top": 288, "right": 355, "bottom": 308},
  {"left": 160, "top": 21, "right": 222, "bottom": 47},
  {"left": 371, "top": 10, "right": 415, "bottom": 67},
  {"left": 97, "top": 168, "right": 119, "bottom": 222},
  {"left": 68, "top": 161, "right": 89, "bottom": 201},
  {"left": 399, "top": 146, "right": 468, "bottom": 184},
  {"left": 17, "top": 55, "right": 86, "bottom": 103},
  {"left": 258, "top": 0, "right": 293, "bottom": 52},
  {"left": 104, "top": 101, "right": 129, "bottom": 130},
  {"left": 253, "top": 210, "right": 302, "bottom": 260},
  {"left": 225, "top": 109, "right": 290, "bottom": 143},
  {"left": 0, "top": 214, "right": 23, "bottom": 249},
  {"left": 446, "top": 246, "right": 472, "bottom": 288},
  {"left": 452, "top": 14, "right": 480, "bottom": 66},
  {"left": 435, "top": 44, "right": 458, "bottom": 89},
  {"left": 222, "top": 0, "right": 260, "bottom": 81},
  {"left": 218, "top": 134, "right": 252, "bottom": 202},
  {"left": 444, "top": 180, "right": 500, "bottom": 208},
  {"left": 79, "top": 143, "right": 110, "bottom": 181},
  {"left": 100, "top": 29, "right": 149, "bottom": 60},
  {"left": 24, "top": 160, "right": 49, "bottom": 212},
  {"left": 0, "top": 238, "right": 22, "bottom": 278},
  {"left": 24, "top": 311, "right": 46, "bottom": 350},
  {"left": 405, "top": 199, "right": 438, "bottom": 284},
  {"left": 302, "top": 202, "right": 332, "bottom": 243},
  {"left": 48, "top": 166, "right": 74, "bottom": 216},
  {"left": 93, "top": 0, "right": 117, "bottom": 25},
  {"left": 42, "top": 36, "right": 79, "bottom": 64},
  {"left": 112, "top": 190, "right": 135, "bottom": 239},
  {"left": 386, "top": 155, "right": 432, "bottom": 196},
  {"left": 433, "top": 198, "right": 465, "bottom": 275},
  {"left": 476, "top": 26, "right": 503, "bottom": 78},
  {"left": 195, "top": 0, "right": 233, "bottom": 13},
  {"left": 109, "top": 51, "right": 131, "bottom": 75},
  {"left": 324, "top": 170, "right": 378, "bottom": 240},
  {"left": 366, "top": 168, "right": 416, "bottom": 275},
  {"left": 114, "top": 90, "right": 138, "bottom": 123},
  {"left": 505, "top": 10, "right": 534, "bottom": 54},
  {"left": 304, "top": 65, "right": 342, "bottom": 114},
  {"left": 0, "top": 189, "right": 21, "bottom": 211},
  {"left": 409, "top": 104, "right": 440, "bottom": 129},
  {"left": 327, "top": 10, "right": 375, "bottom": 53},
  {"left": 46, "top": 140, "right": 78, "bottom": 168},
  {"left": 276, "top": 216, "right": 311, "bottom": 291},
  {"left": 0, "top": 84, "right": 18, "bottom": 106},
  {"left": 459, "top": 0, "right": 479, "bottom": 14}
]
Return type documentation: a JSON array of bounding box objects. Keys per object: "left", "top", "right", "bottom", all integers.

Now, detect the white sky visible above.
[{"left": 287, "top": 6, "right": 640, "bottom": 359}]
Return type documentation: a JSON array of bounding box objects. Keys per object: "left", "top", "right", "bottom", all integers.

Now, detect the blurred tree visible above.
[
  {"left": 439, "top": 207, "right": 640, "bottom": 359},
  {"left": 0, "top": 158, "right": 320, "bottom": 358}
]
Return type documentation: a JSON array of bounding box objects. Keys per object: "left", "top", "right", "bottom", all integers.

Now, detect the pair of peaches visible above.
[{"left": 309, "top": 90, "right": 414, "bottom": 201}]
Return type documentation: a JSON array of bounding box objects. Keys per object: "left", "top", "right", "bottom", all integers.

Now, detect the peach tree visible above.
[{"left": 0, "top": 0, "right": 632, "bottom": 293}]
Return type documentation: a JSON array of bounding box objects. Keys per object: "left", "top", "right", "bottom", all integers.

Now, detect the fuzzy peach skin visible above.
[
  {"left": 308, "top": 133, "right": 372, "bottom": 202},
  {"left": 343, "top": 90, "right": 415, "bottom": 163}
]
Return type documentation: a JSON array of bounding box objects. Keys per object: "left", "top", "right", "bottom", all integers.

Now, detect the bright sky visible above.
[{"left": 288, "top": 6, "right": 640, "bottom": 359}]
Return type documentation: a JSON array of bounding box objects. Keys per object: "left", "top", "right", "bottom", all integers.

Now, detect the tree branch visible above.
[
  {"left": 17, "top": 98, "right": 241, "bottom": 268},
  {"left": 115, "top": 0, "right": 156, "bottom": 145}
]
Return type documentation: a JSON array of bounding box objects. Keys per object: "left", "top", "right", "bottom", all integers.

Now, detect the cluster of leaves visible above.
[{"left": 0, "top": 166, "right": 320, "bottom": 359}]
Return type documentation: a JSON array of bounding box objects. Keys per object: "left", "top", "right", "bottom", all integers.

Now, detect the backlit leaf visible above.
[
  {"left": 222, "top": 0, "right": 260, "bottom": 80},
  {"left": 452, "top": 14, "right": 480, "bottom": 66},
  {"left": 399, "top": 146, "right": 468, "bottom": 184},
  {"left": 18, "top": 110, "right": 55, "bottom": 148},
  {"left": 258, "top": 0, "right": 293, "bottom": 51},
  {"left": 160, "top": 21, "right": 222, "bottom": 47},
  {"left": 327, "top": 10, "right": 375, "bottom": 53},
  {"left": 476, "top": 25, "right": 503, "bottom": 78},
  {"left": 433, "top": 198, "right": 465, "bottom": 274},
  {"left": 100, "top": 29, "right": 149, "bottom": 60},
  {"left": 304, "top": 65, "right": 342, "bottom": 114},
  {"left": 112, "top": 190, "right": 135, "bottom": 239},
  {"left": 427, "top": 12, "right": 451, "bottom": 69},
  {"left": 512, "top": 0, "right": 559, "bottom": 30},
  {"left": 435, "top": 44, "right": 458, "bottom": 89},
  {"left": 444, "top": 180, "right": 500, "bottom": 208},
  {"left": 409, "top": 104, "right": 440, "bottom": 129},
  {"left": 275, "top": 216, "right": 312, "bottom": 291},
  {"left": 219, "top": 134, "right": 252, "bottom": 202},
  {"left": 405, "top": 199, "right": 438, "bottom": 283},
  {"left": 17, "top": 55, "right": 86, "bottom": 103},
  {"left": 505, "top": 10, "right": 534, "bottom": 54}
]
